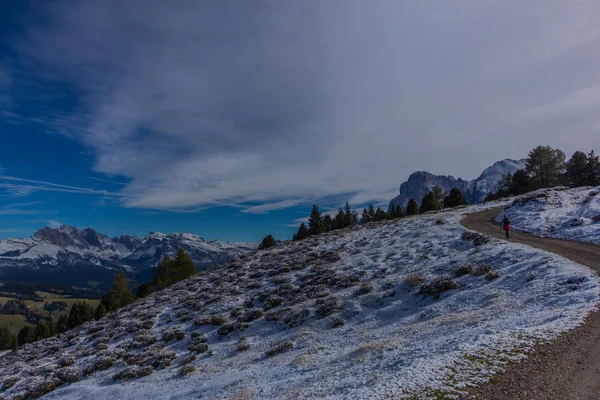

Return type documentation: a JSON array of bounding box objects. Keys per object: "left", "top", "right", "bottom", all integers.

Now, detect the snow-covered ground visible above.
[
  {"left": 1, "top": 202, "right": 598, "bottom": 399},
  {"left": 497, "top": 186, "right": 600, "bottom": 243}
]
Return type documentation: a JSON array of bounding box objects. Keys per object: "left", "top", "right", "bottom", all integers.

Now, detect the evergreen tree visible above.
[
  {"left": 322, "top": 215, "right": 333, "bottom": 232},
  {"left": 308, "top": 205, "right": 323, "bottom": 236},
  {"left": 443, "top": 188, "right": 468, "bottom": 208},
  {"left": 171, "top": 247, "right": 197, "bottom": 283},
  {"left": 374, "top": 207, "right": 389, "bottom": 221},
  {"left": 525, "top": 145, "right": 566, "bottom": 188},
  {"left": 57, "top": 314, "right": 69, "bottom": 333},
  {"left": 17, "top": 326, "right": 34, "bottom": 346},
  {"left": 362, "top": 204, "right": 377, "bottom": 223},
  {"left": 361, "top": 207, "right": 369, "bottom": 223},
  {"left": 136, "top": 283, "right": 153, "bottom": 298},
  {"left": 34, "top": 320, "right": 51, "bottom": 340},
  {"left": 509, "top": 169, "right": 531, "bottom": 195},
  {"left": 95, "top": 304, "right": 107, "bottom": 320},
  {"left": 432, "top": 185, "right": 445, "bottom": 206},
  {"left": 566, "top": 151, "right": 589, "bottom": 187},
  {"left": 390, "top": 204, "right": 404, "bottom": 219},
  {"left": 100, "top": 268, "right": 135, "bottom": 312},
  {"left": 496, "top": 172, "right": 513, "bottom": 197},
  {"left": 258, "top": 234, "right": 276, "bottom": 250},
  {"left": 331, "top": 209, "right": 345, "bottom": 230},
  {"left": 343, "top": 202, "right": 357, "bottom": 227},
  {"left": 587, "top": 150, "right": 600, "bottom": 186},
  {"left": 294, "top": 223, "right": 309, "bottom": 240},
  {"left": 406, "top": 198, "right": 419, "bottom": 216},
  {"left": 420, "top": 191, "right": 440, "bottom": 214},
  {"left": 67, "top": 302, "right": 95, "bottom": 329},
  {"left": 11, "top": 334, "right": 17, "bottom": 352}
]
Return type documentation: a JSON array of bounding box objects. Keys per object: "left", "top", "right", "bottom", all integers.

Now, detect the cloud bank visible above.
[{"left": 8, "top": 0, "right": 600, "bottom": 211}]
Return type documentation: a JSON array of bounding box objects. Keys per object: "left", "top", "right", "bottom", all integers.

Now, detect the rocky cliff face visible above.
[
  {"left": 388, "top": 159, "right": 526, "bottom": 211},
  {"left": 0, "top": 225, "right": 256, "bottom": 294}
]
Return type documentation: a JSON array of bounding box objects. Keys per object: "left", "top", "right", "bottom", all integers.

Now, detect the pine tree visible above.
[
  {"left": 57, "top": 314, "right": 69, "bottom": 333},
  {"left": 171, "top": 247, "right": 197, "bottom": 283},
  {"left": 152, "top": 255, "right": 172, "bottom": 289},
  {"left": 406, "top": 198, "right": 419, "bottom": 215},
  {"left": 330, "top": 209, "right": 343, "bottom": 230},
  {"left": 308, "top": 205, "right": 323, "bottom": 236},
  {"left": 95, "top": 304, "right": 107, "bottom": 320},
  {"left": 361, "top": 208, "right": 371, "bottom": 223},
  {"left": 587, "top": 150, "right": 600, "bottom": 186},
  {"left": 67, "top": 302, "right": 95, "bottom": 329},
  {"left": 496, "top": 172, "right": 513, "bottom": 197},
  {"left": 374, "top": 207, "right": 389, "bottom": 221},
  {"left": 443, "top": 188, "right": 468, "bottom": 208},
  {"left": 294, "top": 223, "right": 309, "bottom": 240},
  {"left": 509, "top": 169, "right": 531, "bottom": 195},
  {"left": 11, "top": 334, "right": 17, "bottom": 352},
  {"left": 34, "top": 320, "right": 51, "bottom": 340},
  {"left": 432, "top": 185, "right": 445, "bottom": 206},
  {"left": 343, "top": 202, "right": 355, "bottom": 228},
  {"left": 525, "top": 145, "right": 566, "bottom": 189},
  {"left": 17, "top": 326, "right": 34, "bottom": 346},
  {"left": 100, "top": 268, "right": 135, "bottom": 312},
  {"left": 322, "top": 215, "right": 333, "bottom": 232},
  {"left": 390, "top": 204, "right": 404, "bottom": 219},
  {"left": 136, "top": 283, "right": 153, "bottom": 298},
  {"left": 420, "top": 191, "right": 440, "bottom": 214},
  {"left": 566, "top": 151, "right": 589, "bottom": 187},
  {"left": 258, "top": 234, "right": 276, "bottom": 250}
]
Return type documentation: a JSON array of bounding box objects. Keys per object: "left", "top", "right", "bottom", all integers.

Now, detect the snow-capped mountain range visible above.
[
  {"left": 388, "top": 158, "right": 526, "bottom": 211},
  {"left": 0, "top": 225, "right": 256, "bottom": 294}
]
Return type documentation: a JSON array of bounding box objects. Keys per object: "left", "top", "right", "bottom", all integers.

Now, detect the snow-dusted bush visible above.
[
  {"left": 355, "top": 282, "right": 375, "bottom": 296},
  {"left": 162, "top": 328, "right": 186, "bottom": 342},
  {"left": 315, "top": 296, "right": 341, "bottom": 318},
  {"left": 265, "top": 341, "right": 294, "bottom": 358},
  {"left": 83, "top": 355, "right": 116, "bottom": 376},
  {"left": 419, "top": 277, "right": 458, "bottom": 299},
  {"left": 454, "top": 264, "right": 474, "bottom": 277}
]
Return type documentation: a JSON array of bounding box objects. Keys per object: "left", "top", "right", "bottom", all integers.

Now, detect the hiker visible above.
[{"left": 502, "top": 215, "right": 511, "bottom": 239}]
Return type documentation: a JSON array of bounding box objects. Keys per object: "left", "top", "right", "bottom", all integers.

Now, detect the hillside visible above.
[
  {"left": 498, "top": 186, "right": 600, "bottom": 243},
  {"left": 0, "top": 203, "right": 597, "bottom": 399},
  {"left": 0, "top": 226, "right": 256, "bottom": 294},
  {"left": 388, "top": 159, "right": 526, "bottom": 211}
]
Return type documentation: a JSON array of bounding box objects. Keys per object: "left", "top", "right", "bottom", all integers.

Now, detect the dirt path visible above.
[{"left": 461, "top": 207, "right": 600, "bottom": 400}]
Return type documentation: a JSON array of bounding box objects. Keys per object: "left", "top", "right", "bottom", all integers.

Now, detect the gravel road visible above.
[{"left": 461, "top": 207, "right": 600, "bottom": 400}]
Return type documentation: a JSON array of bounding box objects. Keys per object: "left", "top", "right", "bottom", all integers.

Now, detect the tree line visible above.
[
  {"left": 7, "top": 247, "right": 197, "bottom": 350},
  {"left": 486, "top": 145, "right": 600, "bottom": 201}
]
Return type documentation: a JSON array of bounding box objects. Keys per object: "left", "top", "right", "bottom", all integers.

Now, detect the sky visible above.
[{"left": 1, "top": 0, "right": 600, "bottom": 242}]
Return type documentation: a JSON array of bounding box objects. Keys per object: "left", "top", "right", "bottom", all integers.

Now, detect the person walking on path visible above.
[{"left": 502, "top": 215, "right": 511, "bottom": 239}]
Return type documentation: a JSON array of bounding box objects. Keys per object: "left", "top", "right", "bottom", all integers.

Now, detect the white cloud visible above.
[
  {"left": 0, "top": 175, "right": 123, "bottom": 198},
  {"left": 10, "top": 0, "right": 600, "bottom": 211},
  {"left": 46, "top": 220, "right": 63, "bottom": 229}
]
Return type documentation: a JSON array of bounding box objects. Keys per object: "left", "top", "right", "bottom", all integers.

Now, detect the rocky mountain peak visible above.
[{"left": 389, "top": 158, "right": 526, "bottom": 210}]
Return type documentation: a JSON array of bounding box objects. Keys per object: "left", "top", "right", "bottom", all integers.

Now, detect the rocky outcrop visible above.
[{"left": 389, "top": 159, "right": 526, "bottom": 211}]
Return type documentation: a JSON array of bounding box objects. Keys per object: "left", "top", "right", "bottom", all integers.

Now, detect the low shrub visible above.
[
  {"left": 355, "top": 282, "right": 375, "bottom": 296},
  {"left": 472, "top": 264, "right": 492, "bottom": 276},
  {"left": 486, "top": 272, "right": 500, "bottom": 281},
  {"left": 330, "top": 316, "right": 345, "bottom": 328},
  {"left": 315, "top": 296, "right": 341, "bottom": 318},
  {"left": 235, "top": 337, "right": 251, "bottom": 352},
  {"left": 454, "top": 264, "right": 474, "bottom": 277},
  {"left": 419, "top": 277, "right": 458, "bottom": 299},
  {"left": 162, "top": 328, "right": 186, "bottom": 342},
  {"left": 265, "top": 341, "right": 294, "bottom": 358},
  {"left": 181, "top": 365, "right": 196, "bottom": 376}
]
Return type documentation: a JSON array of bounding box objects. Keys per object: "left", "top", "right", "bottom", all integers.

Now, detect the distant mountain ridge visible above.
[
  {"left": 0, "top": 225, "right": 256, "bottom": 294},
  {"left": 388, "top": 159, "right": 526, "bottom": 211}
]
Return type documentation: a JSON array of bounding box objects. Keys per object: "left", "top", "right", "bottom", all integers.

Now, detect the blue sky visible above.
[{"left": 2, "top": 1, "right": 600, "bottom": 242}]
